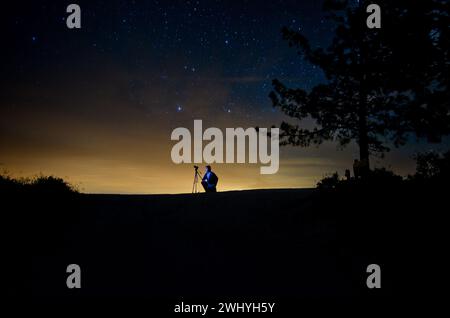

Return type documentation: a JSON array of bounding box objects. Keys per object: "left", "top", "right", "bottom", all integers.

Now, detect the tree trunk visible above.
[
  {"left": 357, "top": 22, "right": 370, "bottom": 177},
  {"left": 358, "top": 114, "right": 370, "bottom": 175},
  {"left": 358, "top": 92, "right": 370, "bottom": 177}
]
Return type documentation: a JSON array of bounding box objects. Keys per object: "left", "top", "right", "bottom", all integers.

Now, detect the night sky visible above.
[{"left": 1, "top": 0, "right": 445, "bottom": 193}]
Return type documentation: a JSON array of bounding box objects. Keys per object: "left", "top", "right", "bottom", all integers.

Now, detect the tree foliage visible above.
[{"left": 270, "top": 0, "right": 450, "bottom": 166}]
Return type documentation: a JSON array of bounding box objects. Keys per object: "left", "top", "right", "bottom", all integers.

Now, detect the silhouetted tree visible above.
[{"left": 270, "top": 0, "right": 450, "bottom": 174}]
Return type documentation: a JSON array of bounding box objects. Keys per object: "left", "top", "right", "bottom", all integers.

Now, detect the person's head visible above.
[{"left": 205, "top": 165, "right": 211, "bottom": 172}]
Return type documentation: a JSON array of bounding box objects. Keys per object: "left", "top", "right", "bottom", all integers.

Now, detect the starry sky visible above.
[{"left": 0, "top": 0, "right": 445, "bottom": 193}]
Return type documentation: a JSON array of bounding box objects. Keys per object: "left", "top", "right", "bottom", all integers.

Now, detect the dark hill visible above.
[{"left": 5, "top": 186, "right": 440, "bottom": 309}]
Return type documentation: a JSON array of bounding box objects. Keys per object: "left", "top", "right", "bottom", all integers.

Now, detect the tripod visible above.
[{"left": 192, "top": 166, "right": 203, "bottom": 193}]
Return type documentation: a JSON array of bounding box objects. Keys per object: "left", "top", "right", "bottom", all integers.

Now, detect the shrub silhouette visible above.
[
  {"left": 316, "top": 167, "right": 403, "bottom": 191},
  {"left": 316, "top": 149, "right": 450, "bottom": 192},
  {"left": 0, "top": 173, "right": 77, "bottom": 194},
  {"left": 30, "top": 175, "right": 77, "bottom": 194},
  {"left": 316, "top": 172, "right": 340, "bottom": 189},
  {"left": 412, "top": 150, "right": 450, "bottom": 181},
  {"left": 0, "top": 173, "right": 22, "bottom": 192},
  {"left": 1, "top": 173, "right": 79, "bottom": 256},
  {"left": 366, "top": 168, "right": 403, "bottom": 184}
]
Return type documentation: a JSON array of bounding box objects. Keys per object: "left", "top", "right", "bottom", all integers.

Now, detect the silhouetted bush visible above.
[
  {"left": 316, "top": 150, "right": 450, "bottom": 191},
  {"left": 366, "top": 167, "right": 404, "bottom": 184},
  {"left": 316, "top": 167, "right": 404, "bottom": 190},
  {"left": 410, "top": 150, "right": 450, "bottom": 181},
  {"left": 316, "top": 172, "right": 340, "bottom": 189},
  {"left": 0, "top": 173, "right": 22, "bottom": 192},
  {"left": 1, "top": 173, "right": 80, "bottom": 261},
  {"left": 0, "top": 173, "right": 77, "bottom": 194},
  {"left": 30, "top": 175, "right": 77, "bottom": 194}
]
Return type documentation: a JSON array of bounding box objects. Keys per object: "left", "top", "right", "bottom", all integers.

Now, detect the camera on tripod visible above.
[{"left": 192, "top": 165, "right": 202, "bottom": 193}]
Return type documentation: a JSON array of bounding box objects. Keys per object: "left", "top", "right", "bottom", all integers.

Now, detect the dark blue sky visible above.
[{"left": 4, "top": 0, "right": 336, "bottom": 110}]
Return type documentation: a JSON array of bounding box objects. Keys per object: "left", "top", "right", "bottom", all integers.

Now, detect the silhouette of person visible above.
[
  {"left": 353, "top": 159, "right": 361, "bottom": 179},
  {"left": 201, "top": 165, "right": 218, "bottom": 192}
]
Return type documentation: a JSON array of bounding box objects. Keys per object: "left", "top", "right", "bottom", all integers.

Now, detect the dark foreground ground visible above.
[{"left": 5, "top": 184, "right": 445, "bottom": 311}]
